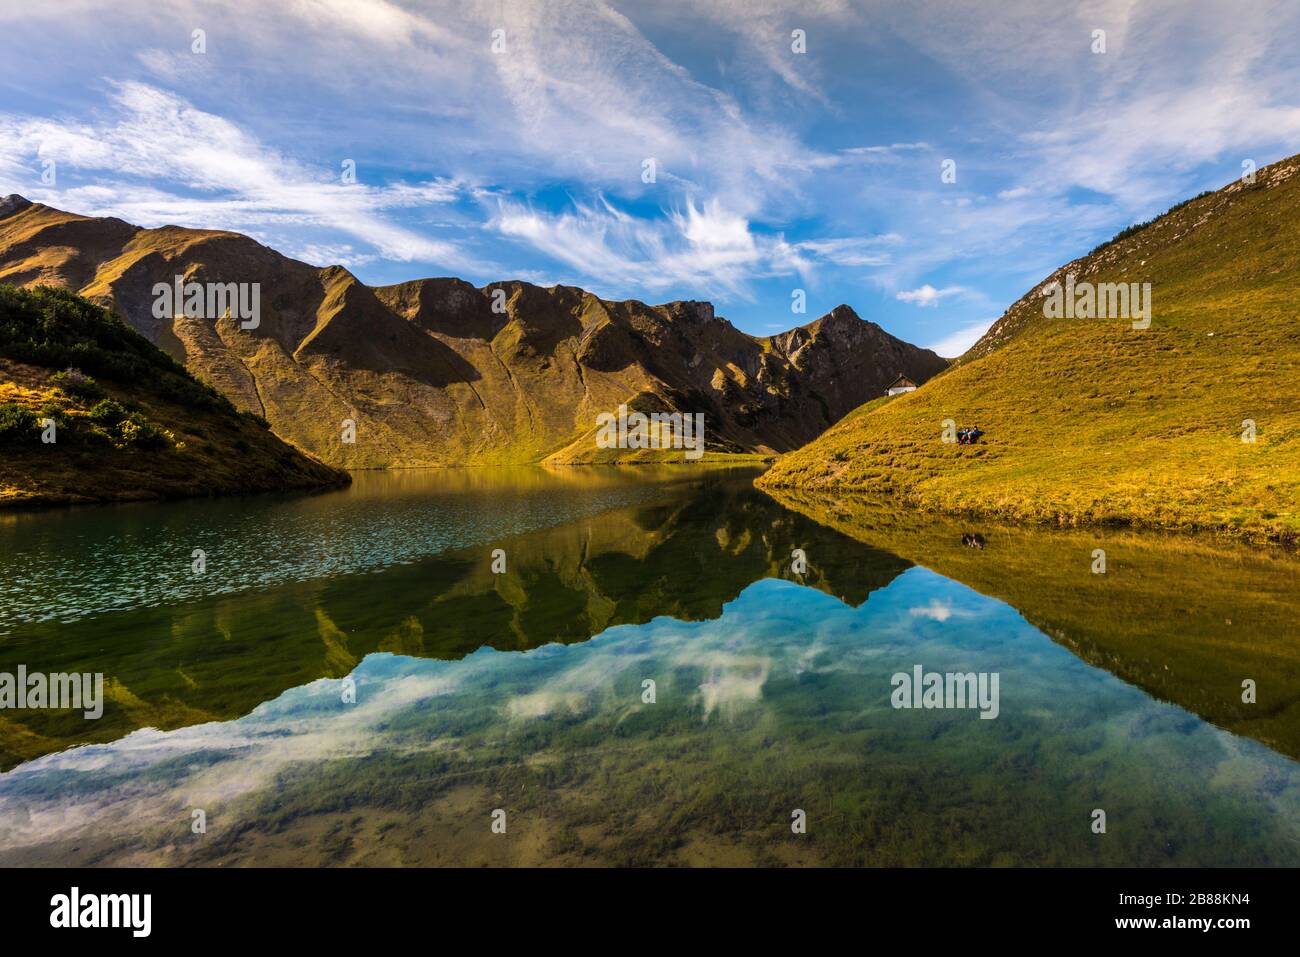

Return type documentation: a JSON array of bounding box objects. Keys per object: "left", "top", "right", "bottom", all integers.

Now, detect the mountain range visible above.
[
  {"left": 759, "top": 154, "right": 1300, "bottom": 543},
  {"left": 0, "top": 195, "right": 946, "bottom": 469}
]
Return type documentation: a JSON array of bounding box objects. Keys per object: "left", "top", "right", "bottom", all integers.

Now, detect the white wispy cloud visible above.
[
  {"left": 790, "top": 235, "right": 901, "bottom": 267},
  {"left": 925, "top": 318, "right": 996, "bottom": 358},
  {"left": 624, "top": 0, "right": 859, "bottom": 102},
  {"left": 896, "top": 284, "right": 967, "bottom": 307},
  {"left": 0, "top": 82, "right": 477, "bottom": 269},
  {"left": 838, "top": 142, "right": 931, "bottom": 158},
  {"left": 3, "top": 0, "right": 1300, "bottom": 339},
  {"left": 488, "top": 193, "right": 908, "bottom": 298},
  {"left": 489, "top": 194, "right": 789, "bottom": 299},
  {"left": 0, "top": 0, "right": 836, "bottom": 295}
]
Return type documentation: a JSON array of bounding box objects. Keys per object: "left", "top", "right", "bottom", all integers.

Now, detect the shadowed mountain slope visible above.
[
  {"left": 0, "top": 284, "right": 347, "bottom": 507},
  {"left": 0, "top": 197, "right": 946, "bottom": 467}
]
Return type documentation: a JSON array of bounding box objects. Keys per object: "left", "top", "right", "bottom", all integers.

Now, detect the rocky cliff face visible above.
[{"left": 0, "top": 197, "right": 946, "bottom": 466}]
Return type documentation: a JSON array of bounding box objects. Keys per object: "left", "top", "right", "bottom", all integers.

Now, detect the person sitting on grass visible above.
[{"left": 969, "top": 426, "right": 984, "bottom": 444}]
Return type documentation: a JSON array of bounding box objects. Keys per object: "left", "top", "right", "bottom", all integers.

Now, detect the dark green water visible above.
[
  {"left": 0, "top": 467, "right": 692, "bottom": 631},
  {"left": 0, "top": 467, "right": 1298, "bottom": 866}
]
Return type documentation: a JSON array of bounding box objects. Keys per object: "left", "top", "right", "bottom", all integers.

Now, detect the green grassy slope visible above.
[
  {"left": 758, "top": 155, "right": 1300, "bottom": 543},
  {"left": 0, "top": 285, "right": 348, "bottom": 507}
]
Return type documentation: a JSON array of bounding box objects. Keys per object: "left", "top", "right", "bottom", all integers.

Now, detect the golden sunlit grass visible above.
[{"left": 759, "top": 156, "right": 1300, "bottom": 544}]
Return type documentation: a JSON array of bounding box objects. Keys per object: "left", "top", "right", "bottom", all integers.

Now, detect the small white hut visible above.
[{"left": 886, "top": 375, "right": 918, "bottom": 396}]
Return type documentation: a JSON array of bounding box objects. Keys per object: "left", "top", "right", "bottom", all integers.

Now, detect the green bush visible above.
[
  {"left": 50, "top": 367, "right": 103, "bottom": 401},
  {"left": 88, "top": 398, "right": 128, "bottom": 426},
  {"left": 0, "top": 285, "right": 233, "bottom": 414},
  {"left": 0, "top": 402, "right": 38, "bottom": 445},
  {"left": 38, "top": 400, "right": 70, "bottom": 427},
  {"left": 117, "top": 413, "right": 171, "bottom": 450}
]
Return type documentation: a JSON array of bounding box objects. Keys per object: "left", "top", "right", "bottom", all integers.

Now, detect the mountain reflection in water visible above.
[{"left": 1, "top": 468, "right": 1297, "bottom": 866}]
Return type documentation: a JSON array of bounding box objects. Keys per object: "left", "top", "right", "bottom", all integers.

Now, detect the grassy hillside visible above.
[
  {"left": 759, "top": 155, "right": 1300, "bottom": 544},
  {"left": 0, "top": 284, "right": 347, "bottom": 507}
]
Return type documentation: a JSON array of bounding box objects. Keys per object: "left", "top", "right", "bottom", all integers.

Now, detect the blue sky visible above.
[{"left": 3, "top": 0, "right": 1300, "bottom": 355}]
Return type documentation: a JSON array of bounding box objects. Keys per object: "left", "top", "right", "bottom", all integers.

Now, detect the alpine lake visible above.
[{"left": 1, "top": 465, "right": 1297, "bottom": 867}]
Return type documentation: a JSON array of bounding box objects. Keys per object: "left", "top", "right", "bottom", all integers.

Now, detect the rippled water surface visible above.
[{"left": 0, "top": 467, "right": 691, "bottom": 630}]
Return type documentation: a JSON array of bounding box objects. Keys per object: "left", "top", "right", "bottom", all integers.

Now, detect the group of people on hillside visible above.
[{"left": 957, "top": 425, "right": 984, "bottom": 445}]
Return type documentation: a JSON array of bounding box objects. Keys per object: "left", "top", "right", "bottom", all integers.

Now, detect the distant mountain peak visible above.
[
  {"left": 663, "top": 299, "right": 716, "bottom": 322},
  {"left": 0, "top": 194, "right": 32, "bottom": 219},
  {"left": 818, "top": 303, "right": 867, "bottom": 328}
]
